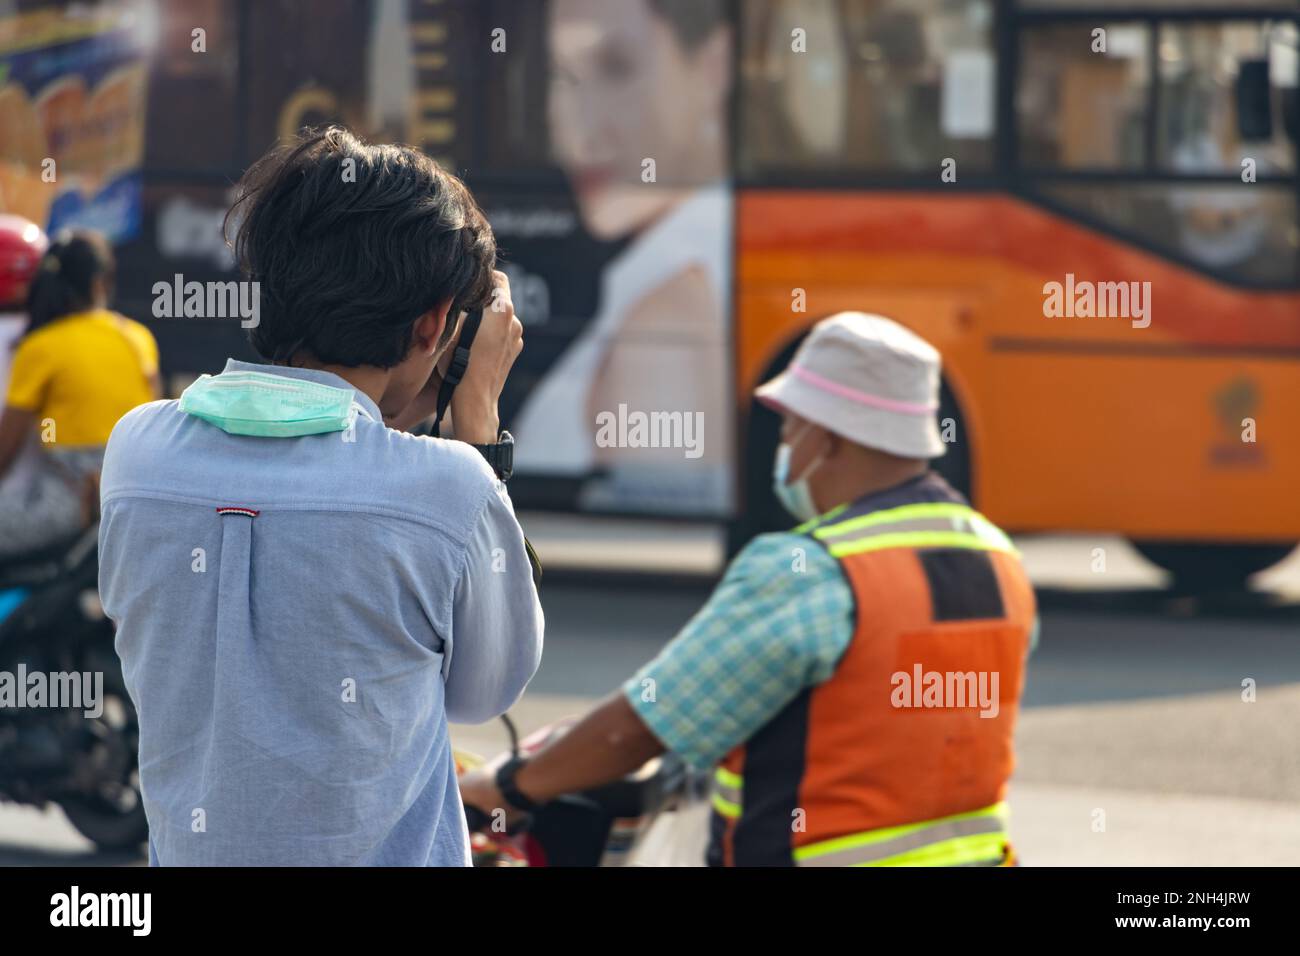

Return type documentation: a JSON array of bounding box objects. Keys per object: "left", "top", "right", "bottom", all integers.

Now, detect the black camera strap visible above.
[
  {"left": 426, "top": 306, "right": 541, "bottom": 587},
  {"left": 431, "top": 309, "right": 483, "bottom": 439}
]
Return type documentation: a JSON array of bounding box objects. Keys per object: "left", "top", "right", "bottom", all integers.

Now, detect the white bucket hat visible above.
[{"left": 755, "top": 312, "right": 946, "bottom": 460}]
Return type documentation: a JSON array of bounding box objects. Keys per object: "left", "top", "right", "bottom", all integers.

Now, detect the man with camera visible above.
[{"left": 98, "top": 126, "right": 543, "bottom": 866}]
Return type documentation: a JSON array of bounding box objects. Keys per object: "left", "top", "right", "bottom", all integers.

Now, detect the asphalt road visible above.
[{"left": 3, "top": 530, "right": 1298, "bottom": 866}]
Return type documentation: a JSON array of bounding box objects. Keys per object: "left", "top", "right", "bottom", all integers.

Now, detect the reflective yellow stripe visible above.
[
  {"left": 714, "top": 767, "right": 742, "bottom": 789},
  {"left": 793, "top": 802, "right": 1009, "bottom": 867},
  {"left": 793, "top": 503, "right": 848, "bottom": 535},
  {"left": 813, "top": 502, "right": 977, "bottom": 540},
  {"left": 812, "top": 503, "right": 1017, "bottom": 558},
  {"left": 712, "top": 767, "right": 743, "bottom": 818},
  {"left": 711, "top": 793, "right": 741, "bottom": 818},
  {"left": 819, "top": 516, "right": 976, "bottom": 545},
  {"left": 827, "top": 530, "right": 1009, "bottom": 558},
  {"left": 860, "top": 831, "right": 1008, "bottom": 867},
  {"left": 797, "top": 801, "right": 1008, "bottom": 856}
]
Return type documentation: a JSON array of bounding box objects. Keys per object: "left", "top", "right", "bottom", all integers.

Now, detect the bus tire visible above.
[
  {"left": 1132, "top": 541, "right": 1297, "bottom": 592},
  {"left": 932, "top": 378, "right": 972, "bottom": 503},
  {"left": 726, "top": 378, "right": 791, "bottom": 559}
]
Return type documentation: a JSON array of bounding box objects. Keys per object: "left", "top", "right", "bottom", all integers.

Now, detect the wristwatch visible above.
[
  {"left": 470, "top": 429, "right": 514, "bottom": 482},
  {"left": 495, "top": 755, "right": 542, "bottom": 813}
]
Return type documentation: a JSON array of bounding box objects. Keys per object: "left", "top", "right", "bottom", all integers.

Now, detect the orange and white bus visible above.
[
  {"left": 726, "top": 0, "right": 1300, "bottom": 586},
  {"left": 7, "top": 0, "right": 1296, "bottom": 584},
  {"left": 448, "top": 0, "right": 1300, "bottom": 586}
]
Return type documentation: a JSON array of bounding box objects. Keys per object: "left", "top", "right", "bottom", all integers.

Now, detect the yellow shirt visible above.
[{"left": 5, "top": 309, "right": 159, "bottom": 448}]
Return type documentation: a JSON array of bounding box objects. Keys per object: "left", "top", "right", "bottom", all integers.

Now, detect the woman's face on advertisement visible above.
[{"left": 548, "top": 0, "right": 728, "bottom": 241}]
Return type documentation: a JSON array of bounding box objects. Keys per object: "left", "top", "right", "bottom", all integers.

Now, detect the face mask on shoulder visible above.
[{"left": 179, "top": 371, "right": 363, "bottom": 438}]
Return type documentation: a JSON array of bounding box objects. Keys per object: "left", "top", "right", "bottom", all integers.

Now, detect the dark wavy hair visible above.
[
  {"left": 24, "top": 229, "right": 115, "bottom": 337},
  {"left": 225, "top": 126, "right": 497, "bottom": 368}
]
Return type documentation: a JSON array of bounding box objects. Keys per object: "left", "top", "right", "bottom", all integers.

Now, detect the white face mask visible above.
[{"left": 772, "top": 426, "right": 827, "bottom": 523}]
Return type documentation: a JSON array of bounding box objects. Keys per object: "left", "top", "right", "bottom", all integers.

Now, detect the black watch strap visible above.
[
  {"left": 470, "top": 429, "right": 514, "bottom": 481},
  {"left": 495, "top": 756, "right": 541, "bottom": 813}
]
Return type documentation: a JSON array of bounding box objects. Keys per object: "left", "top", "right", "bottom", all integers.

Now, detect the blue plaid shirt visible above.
[{"left": 622, "top": 532, "right": 854, "bottom": 770}]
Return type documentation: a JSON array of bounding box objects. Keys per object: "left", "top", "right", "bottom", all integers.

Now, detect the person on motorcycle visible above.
[
  {"left": 461, "top": 312, "right": 1040, "bottom": 867},
  {"left": 0, "top": 222, "right": 159, "bottom": 559}
]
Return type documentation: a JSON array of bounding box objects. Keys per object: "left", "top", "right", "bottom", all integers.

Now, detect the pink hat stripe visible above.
[{"left": 790, "top": 364, "right": 937, "bottom": 416}]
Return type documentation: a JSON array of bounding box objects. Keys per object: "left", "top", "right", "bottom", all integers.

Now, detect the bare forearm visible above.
[
  {"left": 515, "top": 692, "right": 665, "bottom": 802},
  {"left": 446, "top": 398, "right": 498, "bottom": 445}
]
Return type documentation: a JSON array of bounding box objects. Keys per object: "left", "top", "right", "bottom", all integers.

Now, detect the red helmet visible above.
[{"left": 0, "top": 214, "right": 50, "bottom": 310}]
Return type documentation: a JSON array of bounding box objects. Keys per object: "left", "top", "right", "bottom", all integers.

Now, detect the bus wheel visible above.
[
  {"left": 727, "top": 390, "right": 789, "bottom": 558},
  {"left": 1132, "top": 541, "right": 1297, "bottom": 592},
  {"left": 932, "top": 378, "right": 971, "bottom": 503}
]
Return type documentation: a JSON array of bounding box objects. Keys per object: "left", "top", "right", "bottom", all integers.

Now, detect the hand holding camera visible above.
[
  {"left": 447, "top": 270, "right": 523, "bottom": 446},
  {"left": 388, "top": 269, "right": 523, "bottom": 442}
]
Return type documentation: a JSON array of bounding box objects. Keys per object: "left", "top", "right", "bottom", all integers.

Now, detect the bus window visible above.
[
  {"left": 1158, "top": 20, "right": 1296, "bottom": 176},
  {"left": 1037, "top": 182, "right": 1298, "bottom": 285},
  {"left": 1018, "top": 15, "right": 1299, "bottom": 287},
  {"left": 1016, "top": 21, "right": 1150, "bottom": 170},
  {"left": 738, "top": 0, "right": 995, "bottom": 179}
]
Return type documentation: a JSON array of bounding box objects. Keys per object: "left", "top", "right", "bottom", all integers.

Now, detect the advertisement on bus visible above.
[{"left": 0, "top": 1, "right": 149, "bottom": 243}]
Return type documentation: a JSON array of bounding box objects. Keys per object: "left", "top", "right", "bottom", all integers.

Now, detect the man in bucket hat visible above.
[{"left": 461, "top": 312, "right": 1038, "bottom": 867}]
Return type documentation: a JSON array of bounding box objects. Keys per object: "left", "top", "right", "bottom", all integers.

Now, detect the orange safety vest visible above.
[{"left": 708, "top": 477, "right": 1036, "bottom": 867}]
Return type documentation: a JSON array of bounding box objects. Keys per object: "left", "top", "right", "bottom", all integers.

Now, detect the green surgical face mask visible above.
[{"left": 179, "top": 371, "right": 363, "bottom": 438}]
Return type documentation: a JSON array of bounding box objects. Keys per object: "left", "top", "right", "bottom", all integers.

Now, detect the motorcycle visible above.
[
  {"left": 0, "top": 523, "right": 148, "bottom": 853},
  {"left": 458, "top": 715, "right": 708, "bottom": 867}
]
